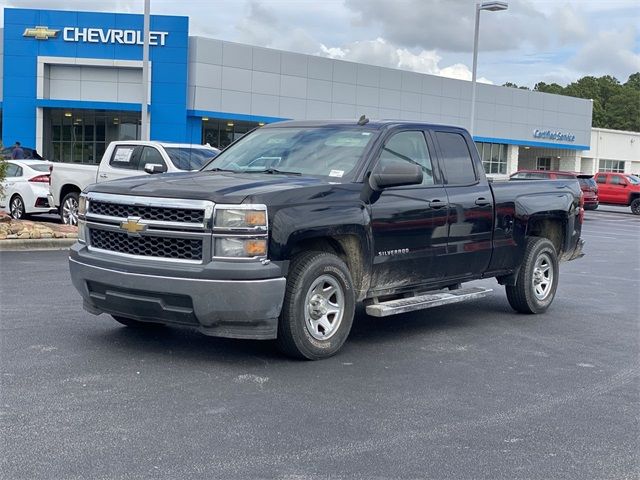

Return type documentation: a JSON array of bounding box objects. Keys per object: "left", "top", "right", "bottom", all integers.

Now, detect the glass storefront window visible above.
[
  {"left": 599, "top": 159, "right": 625, "bottom": 173},
  {"left": 43, "top": 109, "right": 141, "bottom": 163},
  {"left": 201, "top": 118, "right": 261, "bottom": 149},
  {"left": 475, "top": 141, "right": 507, "bottom": 175}
]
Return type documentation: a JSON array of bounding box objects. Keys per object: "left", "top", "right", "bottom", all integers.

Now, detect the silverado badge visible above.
[{"left": 120, "top": 217, "right": 147, "bottom": 235}]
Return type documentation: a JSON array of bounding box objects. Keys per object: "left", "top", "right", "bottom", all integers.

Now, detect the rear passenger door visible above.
[
  {"left": 595, "top": 174, "right": 611, "bottom": 202},
  {"left": 98, "top": 145, "right": 144, "bottom": 183},
  {"left": 432, "top": 130, "right": 493, "bottom": 279}
]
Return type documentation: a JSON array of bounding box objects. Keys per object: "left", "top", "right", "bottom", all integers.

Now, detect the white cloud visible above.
[{"left": 572, "top": 27, "right": 640, "bottom": 79}]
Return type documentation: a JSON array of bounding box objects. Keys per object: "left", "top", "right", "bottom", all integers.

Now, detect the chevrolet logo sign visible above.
[
  {"left": 23, "top": 26, "right": 60, "bottom": 40},
  {"left": 120, "top": 217, "right": 147, "bottom": 235}
]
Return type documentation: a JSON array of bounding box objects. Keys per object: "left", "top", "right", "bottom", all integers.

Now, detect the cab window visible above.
[
  {"left": 435, "top": 131, "right": 477, "bottom": 184},
  {"left": 109, "top": 145, "right": 139, "bottom": 170},
  {"left": 139, "top": 147, "right": 167, "bottom": 171},
  {"left": 377, "top": 131, "right": 435, "bottom": 186},
  {"left": 596, "top": 175, "right": 607, "bottom": 184},
  {"left": 609, "top": 175, "right": 625, "bottom": 185}
]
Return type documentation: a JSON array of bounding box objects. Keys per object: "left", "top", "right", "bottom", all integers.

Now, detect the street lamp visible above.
[
  {"left": 141, "top": 0, "right": 151, "bottom": 141},
  {"left": 469, "top": 1, "right": 508, "bottom": 136}
]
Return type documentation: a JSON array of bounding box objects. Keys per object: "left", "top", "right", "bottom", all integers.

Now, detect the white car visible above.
[{"left": 1, "top": 160, "right": 54, "bottom": 219}]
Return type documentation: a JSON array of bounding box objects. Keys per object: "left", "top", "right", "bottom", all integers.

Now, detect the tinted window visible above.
[
  {"left": 164, "top": 147, "right": 218, "bottom": 171},
  {"left": 578, "top": 177, "right": 596, "bottom": 189},
  {"left": 609, "top": 175, "right": 624, "bottom": 185},
  {"left": 596, "top": 175, "right": 606, "bottom": 184},
  {"left": 435, "top": 132, "right": 476, "bottom": 184},
  {"left": 378, "top": 131, "right": 435, "bottom": 185},
  {"left": 109, "top": 145, "right": 138, "bottom": 170},
  {"left": 5, "top": 163, "right": 18, "bottom": 177},
  {"left": 28, "top": 164, "right": 51, "bottom": 173},
  {"left": 139, "top": 147, "right": 166, "bottom": 171}
]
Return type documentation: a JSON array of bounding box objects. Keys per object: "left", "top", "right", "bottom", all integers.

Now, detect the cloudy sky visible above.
[{"left": 2, "top": 0, "right": 639, "bottom": 87}]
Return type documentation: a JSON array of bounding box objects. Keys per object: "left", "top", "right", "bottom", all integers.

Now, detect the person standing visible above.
[{"left": 11, "top": 141, "right": 24, "bottom": 159}]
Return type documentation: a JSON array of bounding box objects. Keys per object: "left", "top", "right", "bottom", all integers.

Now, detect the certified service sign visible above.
[{"left": 533, "top": 129, "right": 576, "bottom": 142}]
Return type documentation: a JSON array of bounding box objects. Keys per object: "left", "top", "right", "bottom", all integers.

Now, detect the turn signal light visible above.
[{"left": 245, "top": 239, "right": 267, "bottom": 256}]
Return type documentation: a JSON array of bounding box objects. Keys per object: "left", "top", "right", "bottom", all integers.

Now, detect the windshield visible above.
[
  {"left": 626, "top": 175, "right": 640, "bottom": 184},
  {"left": 578, "top": 177, "right": 596, "bottom": 188},
  {"left": 164, "top": 147, "right": 218, "bottom": 171},
  {"left": 203, "top": 127, "right": 376, "bottom": 178}
]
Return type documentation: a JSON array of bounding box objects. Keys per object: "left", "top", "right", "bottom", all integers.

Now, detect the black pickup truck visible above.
[{"left": 69, "top": 120, "right": 584, "bottom": 359}]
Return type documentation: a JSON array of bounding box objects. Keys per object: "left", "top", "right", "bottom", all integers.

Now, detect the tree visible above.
[{"left": 518, "top": 73, "right": 640, "bottom": 131}]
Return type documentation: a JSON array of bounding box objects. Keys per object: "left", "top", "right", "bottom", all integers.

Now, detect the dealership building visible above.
[{"left": 3, "top": 7, "right": 637, "bottom": 176}]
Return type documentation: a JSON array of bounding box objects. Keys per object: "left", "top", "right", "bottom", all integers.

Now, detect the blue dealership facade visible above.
[{"left": 1, "top": 7, "right": 593, "bottom": 175}]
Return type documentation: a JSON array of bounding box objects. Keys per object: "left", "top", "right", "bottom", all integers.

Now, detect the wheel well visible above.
[
  {"left": 60, "top": 185, "right": 81, "bottom": 205},
  {"left": 290, "top": 235, "right": 369, "bottom": 299},
  {"left": 526, "top": 217, "right": 564, "bottom": 255},
  {"left": 629, "top": 192, "right": 640, "bottom": 204}
]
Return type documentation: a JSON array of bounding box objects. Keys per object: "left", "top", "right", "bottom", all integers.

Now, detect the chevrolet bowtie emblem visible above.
[
  {"left": 23, "top": 26, "right": 60, "bottom": 40},
  {"left": 120, "top": 217, "right": 147, "bottom": 235}
]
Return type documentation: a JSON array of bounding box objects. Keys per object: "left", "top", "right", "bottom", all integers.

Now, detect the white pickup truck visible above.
[{"left": 49, "top": 141, "right": 219, "bottom": 224}]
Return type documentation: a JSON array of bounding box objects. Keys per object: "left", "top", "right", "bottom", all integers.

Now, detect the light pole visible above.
[
  {"left": 470, "top": 1, "right": 508, "bottom": 137},
  {"left": 141, "top": 0, "right": 151, "bottom": 140}
]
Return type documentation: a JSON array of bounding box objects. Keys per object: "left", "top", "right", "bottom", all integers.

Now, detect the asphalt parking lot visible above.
[{"left": 1, "top": 208, "right": 638, "bottom": 480}]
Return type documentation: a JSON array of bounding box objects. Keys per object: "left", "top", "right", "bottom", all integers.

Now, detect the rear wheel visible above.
[
  {"left": 506, "top": 237, "right": 559, "bottom": 314},
  {"left": 111, "top": 315, "right": 165, "bottom": 328},
  {"left": 277, "top": 251, "right": 355, "bottom": 360},
  {"left": 61, "top": 192, "right": 79, "bottom": 225},
  {"left": 9, "top": 195, "right": 26, "bottom": 220},
  {"left": 630, "top": 198, "right": 640, "bottom": 215}
]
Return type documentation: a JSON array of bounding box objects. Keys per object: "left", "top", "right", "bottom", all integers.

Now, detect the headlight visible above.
[
  {"left": 214, "top": 205, "right": 267, "bottom": 230},
  {"left": 78, "top": 195, "right": 87, "bottom": 216},
  {"left": 214, "top": 237, "right": 267, "bottom": 258}
]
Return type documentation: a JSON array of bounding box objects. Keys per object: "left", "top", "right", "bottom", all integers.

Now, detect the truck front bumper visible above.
[{"left": 69, "top": 251, "right": 286, "bottom": 340}]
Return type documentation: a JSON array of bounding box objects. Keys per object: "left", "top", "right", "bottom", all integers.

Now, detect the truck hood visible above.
[{"left": 85, "top": 171, "right": 342, "bottom": 204}]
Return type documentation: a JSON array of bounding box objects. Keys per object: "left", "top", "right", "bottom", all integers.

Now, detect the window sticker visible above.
[
  {"left": 329, "top": 169, "right": 344, "bottom": 177},
  {"left": 114, "top": 147, "right": 134, "bottom": 163}
]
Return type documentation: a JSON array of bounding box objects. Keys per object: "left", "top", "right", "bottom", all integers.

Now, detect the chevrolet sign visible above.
[
  {"left": 63, "top": 27, "right": 169, "bottom": 46},
  {"left": 120, "top": 217, "right": 148, "bottom": 235},
  {"left": 23, "top": 26, "right": 60, "bottom": 40}
]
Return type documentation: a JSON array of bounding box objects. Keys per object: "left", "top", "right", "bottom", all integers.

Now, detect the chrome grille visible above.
[
  {"left": 89, "top": 201, "right": 205, "bottom": 223},
  {"left": 89, "top": 229, "right": 203, "bottom": 261}
]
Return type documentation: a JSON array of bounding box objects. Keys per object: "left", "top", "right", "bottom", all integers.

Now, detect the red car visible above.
[
  {"left": 510, "top": 170, "right": 599, "bottom": 210},
  {"left": 593, "top": 172, "right": 640, "bottom": 215}
]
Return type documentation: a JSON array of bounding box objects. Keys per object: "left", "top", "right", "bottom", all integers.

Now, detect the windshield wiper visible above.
[
  {"left": 206, "top": 167, "right": 238, "bottom": 173},
  {"left": 242, "top": 168, "right": 302, "bottom": 175}
]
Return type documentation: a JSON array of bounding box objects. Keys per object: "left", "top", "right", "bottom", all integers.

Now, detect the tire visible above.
[
  {"left": 630, "top": 198, "right": 640, "bottom": 215},
  {"left": 506, "top": 237, "right": 559, "bottom": 314},
  {"left": 277, "top": 251, "right": 355, "bottom": 360},
  {"left": 111, "top": 315, "right": 165, "bottom": 328},
  {"left": 60, "top": 192, "right": 79, "bottom": 225},
  {"left": 9, "top": 195, "right": 26, "bottom": 220}
]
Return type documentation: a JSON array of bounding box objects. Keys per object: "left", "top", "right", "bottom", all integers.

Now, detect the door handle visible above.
[
  {"left": 99, "top": 173, "right": 108, "bottom": 179},
  {"left": 475, "top": 197, "right": 491, "bottom": 206},
  {"left": 429, "top": 200, "right": 447, "bottom": 209}
]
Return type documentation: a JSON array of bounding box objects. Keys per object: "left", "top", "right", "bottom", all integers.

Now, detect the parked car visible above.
[
  {"left": 0, "top": 146, "right": 44, "bottom": 160},
  {"left": 0, "top": 159, "right": 54, "bottom": 219},
  {"left": 510, "top": 170, "right": 599, "bottom": 210},
  {"left": 593, "top": 172, "right": 640, "bottom": 214},
  {"left": 69, "top": 119, "right": 584, "bottom": 360},
  {"left": 49, "top": 141, "right": 220, "bottom": 225}
]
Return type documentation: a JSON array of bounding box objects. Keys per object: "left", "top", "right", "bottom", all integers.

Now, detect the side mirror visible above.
[
  {"left": 370, "top": 159, "right": 423, "bottom": 191},
  {"left": 144, "top": 163, "right": 167, "bottom": 174}
]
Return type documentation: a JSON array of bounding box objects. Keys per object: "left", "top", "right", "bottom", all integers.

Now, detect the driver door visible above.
[{"left": 369, "top": 129, "right": 449, "bottom": 294}]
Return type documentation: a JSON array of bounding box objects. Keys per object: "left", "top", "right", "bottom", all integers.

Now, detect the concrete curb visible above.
[{"left": 0, "top": 238, "right": 77, "bottom": 251}]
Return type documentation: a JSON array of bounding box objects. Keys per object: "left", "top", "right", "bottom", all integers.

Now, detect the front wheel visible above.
[
  {"left": 60, "top": 192, "right": 79, "bottom": 225},
  {"left": 277, "top": 251, "right": 355, "bottom": 360},
  {"left": 506, "top": 237, "right": 559, "bottom": 314},
  {"left": 630, "top": 198, "right": 640, "bottom": 215}
]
